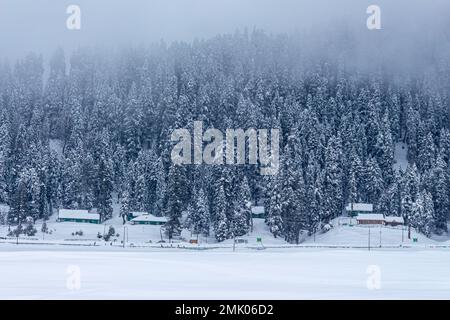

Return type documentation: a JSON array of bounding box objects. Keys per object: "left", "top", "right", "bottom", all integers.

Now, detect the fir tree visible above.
[
  {"left": 410, "top": 190, "right": 435, "bottom": 236},
  {"left": 165, "top": 164, "right": 186, "bottom": 239},
  {"left": 267, "top": 175, "right": 283, "bottom": 238},
  {"left": 214, "top": 184, "right": 229, "bottom": 242}
]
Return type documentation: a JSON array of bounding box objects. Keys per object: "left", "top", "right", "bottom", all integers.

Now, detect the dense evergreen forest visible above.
[{"left": 0, "top": 30, "right": 449, "bottom": 243}]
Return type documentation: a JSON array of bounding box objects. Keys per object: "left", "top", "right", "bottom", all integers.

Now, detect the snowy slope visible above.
[
  {"left": 303, "top": 219, "right": 435, "bottom": 247},
  {"left": 220, "top": 219, "right": 287, "bottom": 246},
  {"left": 49, "top": 139, "right": 64, "bottom": 159},
  {"left": 0, "top": 219, "right": 286, "bottom": 247},
  {"left": 393, "top": 142, "right": 408, "bottom": 172},
  {"left": 0, "top": 219, "right": 166, "bottom": 245},
  {"left": 1, "top": 197, "right": 448, "bottom": 248},
  {"left": 1, "top": 215, "right": 449, "bottom": 248}
]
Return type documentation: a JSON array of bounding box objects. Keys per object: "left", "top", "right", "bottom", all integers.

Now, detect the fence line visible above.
[{"left": 1, "top": 239, "right": 448, "bottom": 250}]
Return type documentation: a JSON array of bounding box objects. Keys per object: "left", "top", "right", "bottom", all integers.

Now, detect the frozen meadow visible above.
[
  {"left": 0, "top": 245, "right": 449, "bottom": 299},
  {"left": 1, "top": 214, "right": 448, "bottom": 299}
]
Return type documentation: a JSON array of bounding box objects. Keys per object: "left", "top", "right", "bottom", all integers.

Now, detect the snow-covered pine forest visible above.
[{"left": 0, "top": 31, "right": 449, "bottom": 243}]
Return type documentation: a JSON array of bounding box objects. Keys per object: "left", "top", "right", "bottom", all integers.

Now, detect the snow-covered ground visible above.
[
  {"left": 0, "top": 246, "right": 449, "bottom": 299},
  {"left": 303, "top": 217, "right": 449, "bottom": 247},
  {"left": 2, "top": 215, "right": 448, "bottom": 249},
  {"left": 49, "top": 139, "right": 64, "bottom": 159},
  {"left": 0, "top": 213, "right": 287, "bottom": 248},
  {"left": 394, "top": 142, "right": 408, "bottom": 172},
  {"left": 1, "top": 216, "right": 449, "bottom": 250},
  {"left": 1, "top": 213, "right": 449, "bottom": 299},
  {"left": 2, "top": 182, "right": 446, "bottom": 249}
]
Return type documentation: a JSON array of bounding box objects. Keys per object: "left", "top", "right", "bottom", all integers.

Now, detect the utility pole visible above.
[
  {"left": 123, "top": 226, "right": 126, "bottom": 248},
  {"left": 350, "top": 202, "right": 354, "bottom": 225},
  {"left": 379, "top": 225, "right": 382, "bottom": 248},
  {"left": 249, "top": 201, "right": 253, "bottom": 233},
  {"left": 232, "top": 220, "right": 236, "bottom": 252},
  {"left": 402, "top": 225, "right": 404, "bottom": 243}
]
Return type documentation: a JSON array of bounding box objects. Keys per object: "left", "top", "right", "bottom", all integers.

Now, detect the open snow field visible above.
[
  {"left": 1, "top": 213, "right": 448, "bottom": 299},
  {"left": 0, "top": 246, "right": 449, "bottom": 299},
  {"left": 0, "top": 217, "right": 288, "bottom": 248},
  {"left": 1, "top": 217, "right": 448, "bottom": 249}
]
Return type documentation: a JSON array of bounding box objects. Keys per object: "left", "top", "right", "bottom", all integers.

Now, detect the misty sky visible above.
[{"left": 0, "top": 0, "right": 449, "bottom": 61}]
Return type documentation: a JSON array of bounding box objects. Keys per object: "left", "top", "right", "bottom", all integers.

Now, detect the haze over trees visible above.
[{"left": 0, "top": 30, "right": 449, "bottom": 242}]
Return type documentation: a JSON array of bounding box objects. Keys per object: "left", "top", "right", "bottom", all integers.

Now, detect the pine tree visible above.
[
  {"left": 124, "top": 84, "right": 143, "bottom": 161},
  {"left": 378, "top": 175, "right": 401, "bottom": 217},
  {"left": 165, "top": 164, "right": 186, "bottom": 239},
  {"left": 120, "top": 189, "right": 131, "bottom": 223},
  {"left": 375, "top": 112, "right": 394, "bottom": 182},
  {"left": 348, "top": 169, "right": 358, "bottom": 205},
  {"left": 267, "top": 175, "right": 283, "bottom": 238},
  {"left": 323, "top": 135, "right": 343, "bottom": 222},
  {"left": 28, "top": 168, "right": 42, "bottom": 221},
  {"left": 232, "top": 199, "right": 249, "bottom": 237},
  {"left": 213, "top": 184, "right": 229, "bottom": 242},
  {"left": 187, "top": 188, "right": 210, "bottom": 238},
  {"left": 60, "top": 149, "right": 83, "bottom": 209},
  {"left": 430, "top": 155, "right": 449, "bottom": 233},
  {"left": 305, "top": 161, "right": 322, "bottom": 236},
  {"left": 154, "top": 157, "right": 167, "bottom": 215},
  {"left": 8, "top": 171, "right": 30, "bottom": 225},
  {"left": 196, "top": 188, "right": 210, "bottom": 237},
  {"left": 405, "top": 98, "right": 419, "bottom": 163},
  {"left": 0, "top": 111, "right": 11, "bottom": 203},
  {"left": 439, "top": 129, "right": 450, "bottom": 165},
  {"left": 95, "top": 130, "right": 114, "bottom": 221},
  {"left": 418, "top": 132, "right": 435, "bottom": 172},
  {"left": 364, "top": 157, "right": 384, "bottom": 204},
  {"left": 410, "top": 190, "right": 434, "bottom": 236},
  {"left": 232, "top": 176, "right": 252, "bottom": 234}
]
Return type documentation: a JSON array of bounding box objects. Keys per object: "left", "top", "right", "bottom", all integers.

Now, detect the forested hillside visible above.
[{"left": 0, "top": 31, "right": 449, "bottom": 243}]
